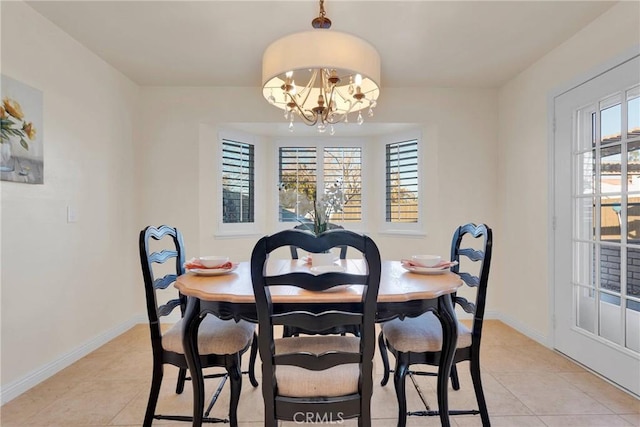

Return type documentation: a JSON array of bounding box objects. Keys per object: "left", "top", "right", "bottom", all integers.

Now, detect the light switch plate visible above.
[{"left": 67, "top": 205, "right": 78, "bottom": 223}]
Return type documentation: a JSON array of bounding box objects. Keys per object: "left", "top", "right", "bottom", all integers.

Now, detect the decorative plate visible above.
[
  {"left": 310, "top": 265, "right": 346, "bottom": 274},
  {"left": 401, "top": 265, "right": 449, "bottom": 275},
  {"left": 187, "top": 264, "right": 238, "bottom": 276}
]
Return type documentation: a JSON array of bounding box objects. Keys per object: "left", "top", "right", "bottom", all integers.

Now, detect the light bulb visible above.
[
  {"left": 355, "top": 74, "right": 363, "bottom": 86},
  {"left": 285, "top": 71, "right": 293, "bottom": 79},
  {"left": 357, "top": 111, "right": 364, "bottom": 125}
]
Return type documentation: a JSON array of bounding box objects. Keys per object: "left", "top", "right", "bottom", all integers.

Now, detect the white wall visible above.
[
  {"left": 496, "top": 1, "right": 640, "bottom": 343},
  {"left": 0, "top": 2, "right": 140, "bottom": 401},
  {"left": 5, "top": 0, "right": 633, "bottom": 405},
  {"left": 137, "top": 85, "right": 499, "bottom": 275}
]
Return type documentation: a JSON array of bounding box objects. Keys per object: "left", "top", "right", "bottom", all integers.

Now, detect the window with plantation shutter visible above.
[
  {"left": 324, "top": 147, "right": 362, "bottom": 222},
  {"left": 278, "top": 147, "right": 317, "bottom": 222},
  {"left": 386, "top": 139, "right": 419, "bottom": 223},
  {"left": 222, "top": 139, "right": 254, "bottom": 223},
  {"left": 278, "top": 145, "right": 363, "bottom": 225}
]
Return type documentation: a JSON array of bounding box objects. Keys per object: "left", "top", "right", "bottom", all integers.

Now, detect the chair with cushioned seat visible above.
[
  {"left": 139, "top": 225, "right": 258, "bottom": 427},
  {"left": 251, "top": 228, "right": 381, "bottom": 426},
  {"left": 289, "top": 222, "right": 348, "bottom": 260},
  {"left": 378, "top": 223, "right": 493, "bottom": 427},
  {"left": 285, "top": 223, "right": 355, "bottom": 338}
]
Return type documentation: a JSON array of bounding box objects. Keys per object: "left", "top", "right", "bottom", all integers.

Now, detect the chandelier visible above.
[{"left": 262, "top": 0, "right": 381, "bottom": 134}]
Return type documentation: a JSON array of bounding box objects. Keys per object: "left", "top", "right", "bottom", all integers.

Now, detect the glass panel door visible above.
[{"left": 554, "top": 55, "right": 640, "bottom": 396}]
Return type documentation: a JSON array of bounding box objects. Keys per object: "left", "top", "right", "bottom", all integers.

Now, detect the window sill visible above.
[
  {"left": 377, "top": 230, "right": 427, "bottom": 238},
  {"left": 213, "top": 231, "right": 264, "bottom": 239}
]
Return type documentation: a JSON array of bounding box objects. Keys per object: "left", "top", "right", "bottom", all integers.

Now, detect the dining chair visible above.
[
  {"left": 289, "top": 222, "right": 348, "bottom": 259},
  {"left": 284, "top": 223, "right": 357, "bottom": 338},
  {"left": 139, "top": 225, "right": 258, "bottom": 427},
  {"left": 378, "top": 223, "right": 493, "bottom": 427},
  {"left": 250, "top": 228, "right": 381, "bottom": 426}
]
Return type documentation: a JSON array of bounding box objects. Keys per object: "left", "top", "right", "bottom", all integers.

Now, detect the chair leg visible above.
[
  {"left": 248, "top": 333, "right": 259, "bottom": 387},
  {"left": 393, "top": 352, "right": 410, "bottom": 427},
  {"left": 470, "top": 356, "right": 490, "bottom": 426},
  {"left": 450, "top": 363, "right": 460, "bottom": 390},
  {"left": 227, "top": 354, "right": 243, "bottom": 427},
  {"left": 175, "top": 367, "right": 187, "bottom": 394},
  {"left": 144, "top": 361, "right": 164, "bottom": 427},
  {"left": 378, "top": 331, "right": 390, "bottom": 386}
]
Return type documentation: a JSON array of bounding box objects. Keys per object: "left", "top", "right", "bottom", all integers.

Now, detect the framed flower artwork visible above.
[{"left": 0, "top": 75, "right": 43, "bottom": 184}]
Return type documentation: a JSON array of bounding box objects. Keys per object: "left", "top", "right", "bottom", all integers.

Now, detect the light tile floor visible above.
[{"left": 1, "top": 321, "right": 638, "bottom": 426}]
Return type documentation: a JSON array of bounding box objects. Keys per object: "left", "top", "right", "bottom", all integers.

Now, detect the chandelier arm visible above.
[
  {"left": 324, "top": 84, "right": 342, "bottom": 124},
  {"left": 295, "top": 69, "right": 318, "bottom": 109},
  {"left": 286, "top": 93, "right": 319, "bottom": 126},
  {"left": 333, "top": 87, "right": 350, "bottom": 103}
]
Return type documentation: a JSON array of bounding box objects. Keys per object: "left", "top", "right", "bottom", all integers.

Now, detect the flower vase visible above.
[{"left": 0, "top": 142, "right": 14, "bottom": 172}]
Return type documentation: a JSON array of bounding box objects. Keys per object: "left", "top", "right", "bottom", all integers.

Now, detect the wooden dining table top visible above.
[{"left": 175, "top": 259, "right": 462, "bottom": 304}]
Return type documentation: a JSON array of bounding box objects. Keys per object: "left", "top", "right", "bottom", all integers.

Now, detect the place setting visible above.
[
  {"left": 401, "top": 254, "right": 458, "bottom": 275},
  {"left": 302, "top": 252, "right": 346, "bottom": 274},
  {"left": 184, "top": 256, "right": 238, "bottom": 276}
]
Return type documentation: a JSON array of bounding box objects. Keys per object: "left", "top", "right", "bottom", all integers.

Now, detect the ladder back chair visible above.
[
  {"left": 139, "top": 225, "right": 258, "bottom": 426},
  {"left": 285, "top": 223, "right": 356, "bottom": 338},
  {"left": 251, "top": 229, "right": 381, "bottom": 426},
  {"left": 378, "top": 223, "right": 493, "bottom": 427},
  {"left": 289, "top": 222, "right": 348, "bottom": 260}
]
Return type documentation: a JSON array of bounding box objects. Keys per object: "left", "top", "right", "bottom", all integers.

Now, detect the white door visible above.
[{"left": 553, "top": 54, "right": 640, "bottom": 396}]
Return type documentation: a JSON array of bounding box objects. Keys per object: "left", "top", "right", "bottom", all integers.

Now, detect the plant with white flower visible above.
[
  {"left": 278, "top": 179, "right": 345, "bottom": 235},
  {"left": 312, "top": 179, "right": 345, "bottom": 235}
]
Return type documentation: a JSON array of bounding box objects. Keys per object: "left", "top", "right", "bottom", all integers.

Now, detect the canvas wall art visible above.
[{"left": 1, "top": 75, "right": 43, "bottom": 184}]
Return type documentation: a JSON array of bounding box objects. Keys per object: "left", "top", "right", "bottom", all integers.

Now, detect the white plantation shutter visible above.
[
  {"left": 386, "top": 139, "right": 419, "bottom": 223},
  {"left": 222, "top": 139, "right": 254, "bottom": 223},
  {"left": 279, "top": 147, "right": 317, "bottom": 222}
]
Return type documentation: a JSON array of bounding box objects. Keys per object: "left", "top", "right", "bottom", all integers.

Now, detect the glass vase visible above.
[{"left": 0, "top": 142, "right": 14, "bottom": 172}]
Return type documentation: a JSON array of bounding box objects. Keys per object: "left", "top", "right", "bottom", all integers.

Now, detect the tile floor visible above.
[{"left": 1, "top": 320, "right": 638, "bottom": 426}]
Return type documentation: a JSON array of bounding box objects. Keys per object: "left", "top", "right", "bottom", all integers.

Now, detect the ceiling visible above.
[{"left": 26, "top": 1, "right": 615, "bottom": 89}]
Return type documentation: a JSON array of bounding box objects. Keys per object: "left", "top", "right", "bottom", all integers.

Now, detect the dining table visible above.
[{"left": 175, "top": 259, "right": 463, "bottom": 427}]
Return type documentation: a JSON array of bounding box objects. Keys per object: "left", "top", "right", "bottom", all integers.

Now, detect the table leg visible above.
[
  {"left": 437, "top": 293, "right": 458, "bottom": 427},
  {"left": 182, "top": 296, "right": 204, "bottom": 427}
]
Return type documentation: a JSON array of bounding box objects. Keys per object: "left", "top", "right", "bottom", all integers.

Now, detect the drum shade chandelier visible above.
[{"left": 262, "top": 0, "right": 381, "bottom": 134}]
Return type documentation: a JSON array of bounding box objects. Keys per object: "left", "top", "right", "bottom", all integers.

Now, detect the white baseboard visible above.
[
  {"left": 456, "top": 310, "right": 499, "bottom": 321},
  {"left": 495, "top": 311, "right": 551, "bottom": 347},
  {"left": 445, "top": 310, "right": 549, "bottom": 347},
  {"left": 1, "top": 314, "right": 146, "bottom": 405}
]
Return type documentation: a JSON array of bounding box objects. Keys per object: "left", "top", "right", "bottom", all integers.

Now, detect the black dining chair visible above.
[
  {"left": 251, "top": 228, "right": 381, "bottom": 426},
  {"left": 284, "top": 223, "right": 357, "bottom": 338},
  {"left": 378, "top": 223, "right": 493, "bottom": 427},
  {"left": 139, "top": 225, "right": 258, "bottom": 426},
  {"left": 289, "top": 222, "right": 348, "bottom": 259}
]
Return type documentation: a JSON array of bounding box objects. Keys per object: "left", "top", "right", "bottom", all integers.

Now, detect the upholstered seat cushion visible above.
[
  {"left": 162, "top": 314, "right": 255, "bottom": 355},
  {"left": 274, "top": 336, "right": 361, "bottom": 398},
  {"left": 382, "top": 312, "right": 472, "bottom": 353}
]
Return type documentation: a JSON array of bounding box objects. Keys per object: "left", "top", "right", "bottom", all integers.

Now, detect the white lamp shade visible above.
[{"left": 262, "top": 30, "right": 380, "bottom": 114}]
